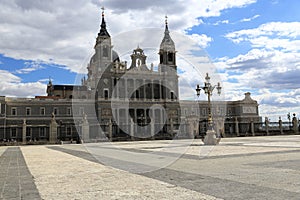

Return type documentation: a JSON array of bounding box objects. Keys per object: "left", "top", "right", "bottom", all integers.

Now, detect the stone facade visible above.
[{"left": 0, "top": 11, "right": 261, "bottom": 143}]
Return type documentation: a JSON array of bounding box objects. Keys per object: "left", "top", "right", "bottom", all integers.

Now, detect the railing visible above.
[
  {"left": 222, "top": 121, "right": 296, "bottom": 137},
  {"left": 0, "top": 120, "right": 299, "bottom": 145}
]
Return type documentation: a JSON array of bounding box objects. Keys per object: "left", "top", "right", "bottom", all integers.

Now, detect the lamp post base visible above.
[{"left": 203, "top": 129, "right": 220, "bottom": 145}]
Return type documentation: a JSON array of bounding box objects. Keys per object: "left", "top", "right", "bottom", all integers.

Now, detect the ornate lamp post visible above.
[{"left": 196, "top": 73, "right": 222, "bottom": 145}]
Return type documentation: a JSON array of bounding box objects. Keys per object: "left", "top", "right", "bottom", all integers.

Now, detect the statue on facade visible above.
[
  {"left": 292, "top": 113, "right": 298, "bottom": 133},
  {"left": 51, "top": 112, "right": 55, "bottom": 119}
]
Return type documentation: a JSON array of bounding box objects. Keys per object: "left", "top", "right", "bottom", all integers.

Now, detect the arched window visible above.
[
  {"left": 160, "top": 54, "right": 163, "bottom": 64},
  {"left": 168, "top": 53, "right": 173, "bottom": 62},
  {"left": 103, "top": 46, "right": 108, "bottom": 57},
  {"left": 104, "top": 89, "right": 109, "bottom": 99},
  {"left": 171, "top": 91, "right": 175, "bottom": 100}
]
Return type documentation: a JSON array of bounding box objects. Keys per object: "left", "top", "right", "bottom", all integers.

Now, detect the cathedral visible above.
[{"left": 0, "top": 10, "right": 260, "bottom": 144}]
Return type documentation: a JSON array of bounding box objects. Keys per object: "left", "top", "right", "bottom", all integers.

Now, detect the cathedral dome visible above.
[{"left": 112, "top": 50, "right": 120, "bottom": 62}]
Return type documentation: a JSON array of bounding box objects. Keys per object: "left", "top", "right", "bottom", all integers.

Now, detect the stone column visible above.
[
  {"left": 130, "top": 118, "right": 134, "bottom": 141},
  {"left": 185, "top": 119, "right": 189, "bottom": 137},
  {"left": 49, "top": 113, "right": 58, "bottom": 144},
  {"left": 170, "top": 118, "right": 174, "bottom": 135},
  {"left": 116, "top": 78, "right": 119, "bottom": 99},
  {"left": 22, "top": 119, "right": 26, "bottom": 144},
  {"left": 265, "top": 117, "right": 269, "bottom": 136},
  {"left": 151, "top": 80, "right": 154, "bottom": 101},
  {"left": 235, "top": 117, "right": 239, "bottom": 137},
  {"left": 143, "top": 79, "right": 146, "bottom": 100},
  {"left": 279, "top": 117, "right": 283, "bottom": 134},
  {"left": 251, "top": 120, "right": 255, "bottom": 136},
  {"left": 292, "top": 114, "right": 298, "bottom": 134},
  {"left": 186, "top": 118, "right": 192, "bottom": 138},
  {"left": 151, "top": 118, "right": 155, "bottom": 140},
  {"left": 133, "top": 79, "right": 136, "bottom": 99},
  {"left": 124, "top": 78, "right": 128, "bottom": 99},
  {"left": 82, "top": 114, "right": 89, "bottom": 143},
  {"left": 159, "top": 80, "right": 162, "bottom": 100},
  {"left": 108, "top": 119, "right": 113, "bottom": 141},
  {"left": 116, "top": 109, "right": 120, "bottom": 135},
  {"left": 150, "top": 109, "right": 155, "bottom": 140}
]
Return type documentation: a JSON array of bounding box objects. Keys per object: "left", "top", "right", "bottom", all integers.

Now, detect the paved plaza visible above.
[{"left": 1, "top": 135, "right": 300, "bottom": 199}]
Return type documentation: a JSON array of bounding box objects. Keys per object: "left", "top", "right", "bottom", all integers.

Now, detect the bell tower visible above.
[
  {"left": 94, "top": 7, "right": 113, "bottom": 71},
  {"left": 159, "top": 16, "right": 177, "bottom": 73},
  {"left": 129, "top": 46, "right": 147, "bottom": 69},
  {"left": 87, "top": 7, "right": 113, "bottom": 90}
]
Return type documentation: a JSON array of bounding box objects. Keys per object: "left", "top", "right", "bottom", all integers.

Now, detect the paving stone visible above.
[
  {"left": 2, "top": 136, "right": 300, "bottom": 199},
  {"left": 46, "top": 136, "right": 300, "bottom": 199},
  {"left": 143, "top": 168, "right": 300, "bottom": 200},
  {"left": 0, "top": 147, "right": 41, "bottom": 200}
]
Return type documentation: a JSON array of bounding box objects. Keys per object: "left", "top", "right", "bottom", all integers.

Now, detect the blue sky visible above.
[{"left": 0, "top": 0, "right": 299, "bottom": 120}]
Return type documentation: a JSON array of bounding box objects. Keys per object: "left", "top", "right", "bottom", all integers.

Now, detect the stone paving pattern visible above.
[
  {"left": 0, "top": 135, "right": 300, "bottom": 199},
  {"left": 0, "top": 147, "right": 41, "bottom": 200}
]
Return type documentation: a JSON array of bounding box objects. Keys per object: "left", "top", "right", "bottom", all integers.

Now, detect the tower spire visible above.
[
  {"left": 160, "top": 16, "right": 175, "bottom": 51},
  {"left": 101, "top": 6, "right": 105, "bottom": 16},
  {"left": 165, "top": 15, "right": 169, "bottom": 32},
  {"left": 159, "top": 16, "right": 177, "bottom": 72},
  {"left": 98, "top": 6, "right": 110, "bottom": 38}
]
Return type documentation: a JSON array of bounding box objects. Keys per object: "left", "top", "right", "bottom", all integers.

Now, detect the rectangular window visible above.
[
  {"left": 66, "top": 126, "right": 72, "bottom": 136},
  {"left": 40, "top": 107, "right": 45, "bottom": 116},
  {"left": 26, "top": 127, "right": 31, "bottom": 137},
  {"left": 11, "top": 107, "right": 17, "bottom": 116},
  {"left": 53, "top": 107, "right": 58, "bottom": 115},
  {"left": 168, "top": 53, "right": 173, "bottom": 62},
  {"left": 104, "top": 89, "right": 109, "bottom": 99},
  {"left": 11, "top": 128, "right": 17, "bottom": 138},
  {"left": 26, "top": 107, "right": 31, "bottom": 116},
  {"left": 39, "top": 127, "right": 46, "bottom": 137},
  {"left": 67, "top": 107, "right": 72, "bottom": 116},
  {"left": 170, "top": 92, "right": 174, "bottom": 100},
  {"left": 103, "top": 46, "right": 108, "bottom": 57}
]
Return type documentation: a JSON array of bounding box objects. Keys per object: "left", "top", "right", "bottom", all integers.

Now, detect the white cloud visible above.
[
  {"left": 216, "top": 21, "right": 300, "bottom": 119},
  {"left": 223, "top": 21, "right": 300, "bottom": 91},
  {"left": 2, "top": 0, "right": 298, "bottom": 120},
  {"left": 226, "top": 22, "right": 300, "bottom": 45},
  {"left": 15, "top": 61, "right": 45, "bottom": 74},
  {"left": 253, "top": 89, "right": 300, "bottom": 121},
  {"left": 213, "top": 20, "right": 229, "bottom": 26},
  {"left": 0, "top": 70, "right": 46, "bottom": 97},
  {"left": 0, "top": 0, "right": 258, "bottom": 74},
  {"left": 240, "top": 14, "right": 260, "bottom": 22},
  {"left": 187, "top": 34, "right": 213, "bottom": 48},
  {"left": 216, "top": 49, "right": 300, "bottom": 89}
]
